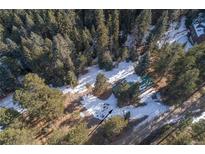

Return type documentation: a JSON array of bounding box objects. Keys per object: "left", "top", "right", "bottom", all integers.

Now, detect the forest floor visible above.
[{"left": 34, "top": 88, "right": 102, "bottom": 144}]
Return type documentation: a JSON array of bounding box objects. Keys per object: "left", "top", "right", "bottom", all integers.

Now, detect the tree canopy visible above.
[{"left": 14, "top": 73, "right": 65, "bottom": 121}]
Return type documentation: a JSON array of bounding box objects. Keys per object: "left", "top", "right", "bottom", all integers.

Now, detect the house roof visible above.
[{"left": 192, "top": 13, "right": 205, "bottom": 37}]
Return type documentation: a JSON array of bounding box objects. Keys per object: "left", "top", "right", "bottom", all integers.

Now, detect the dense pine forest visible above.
[
  {"left": 0, "top": 10, "right": 194, "bottom": 94},
  {"left": 1, "top": 9, "right": 205, "bottom": 145}
]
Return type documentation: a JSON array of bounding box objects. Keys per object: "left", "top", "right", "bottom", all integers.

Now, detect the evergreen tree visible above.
[
  {"left": 0, "top": 128, "right": 35, "bottom": 145},
  {"left": 65, "top": 71, "right": 78, "bottom": 88},
  {"left": 133, "top": 10, "right": 152, "bottom": 46},
  {"left": 25, "top": 13, "right": 35, "bottom": 31},
  {"left": 46, "top": 10, "right": 58, "bottom": 36},
  {"left": 70, "top": 27, "right": 82, "bottom": 52},
  {"left": 81, "top": 28, "right": 92, "bottom": 51},
  {"left": 166, "top": 68, "right": 199, "bottom": 105},
  {"left": 168, "top": 10, "right": 181, "bottom": 22},
  {"left": 13, "top": 14, "right": 23, "bottom": 27},
  {"left": 0, "top": 24, "right": 4, "bottom": 41},
  {"left": 33, "top": 13, "right": 45, "bottom": 29},
  {"left": 0, "top": 108, "right": 19, "bottom": 126},
  {"left": 154, "top": 44, "right": 185, "bottom": 78},
  {"left": 111, "top": 10, "right": 120, "bottom": 59},
  {"left": 135, "top": 53, "right": 149, "bottom": 76},
  {"left": 192, "top": 119, "right": 205, "bottom": 142},
  {"left": 2, "top": 56, "right": 23, "bottom": 77},
  {"left": 170, "top": 132, "right": 192, "bottom": 145},
  {"left": 120, "top": 47, "right": 129, "bottom": 61},
  {"left": 20, "top": 32, "right": 51, "bottom": 73},
  {"left": 102, "top": 116, "right": 128, "bottom": 140},
  {"left": 96, "top": 10, "right": 112, "bottom": 70},
  {"left": 96, "top": 10, "right": 109, "bottom": 52},
  {"left": 65, "top": 122, "right": 88, "bottom": 145},
  {"left": 113, "top": 81, "right": 140, "bottom": 106},
  {"left": 151, "top": 10, "right": 169, "bottom": 44},
  {"left": 94, "top": 73, "right": 110, "bottom": 96},
  {"left": 76, "top": 54, "right": 88, "bottom": 75},
  {"left": 99, "top": 51, "right": 113, "bottom": 71},
  {"left": 57, "top": 10, "right": 76, "bottom": 36},
  {"left": 187, "top": 42, "right": 205, "bottom": 82},
  {"left": 14, "top": 73, "right": 65, "bottom": 121},
  {"left": 47, "top": 129, "right": 66, "bottom": 145},
  {"left": 0, "top": 65, "right": 17, "bottom": 97},
  {"left": 112, "top": 10, "right": 120, "bottom": 47},
  {"left": 113, "top": 81, "right": 131, "bottom": 102},
  {"left": 120, "top": 10, "right": 140, "bottom": 33},
  {"left": 52, "top": 34, "right": 75, "bottom": 72},
  {"left": 130, "top": 83, "right": 140, "bottom": 104}
]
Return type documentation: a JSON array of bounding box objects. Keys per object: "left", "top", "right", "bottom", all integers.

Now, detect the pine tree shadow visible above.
[
  {"left": 59, "top": 118, "right": 79, "bottom": 128},
  {"left": 84, "top": 115, "right": 101, "bottom": 129},
  {"left": 64, "top": 97, "right": 83, "bottom": 114},
  {"left": 85, "top": 116, "right": 148, "bottom": 145}
]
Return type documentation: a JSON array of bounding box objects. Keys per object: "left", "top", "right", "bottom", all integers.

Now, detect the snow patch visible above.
[
  {"left": 192, "top": 112, "right": 205, "bottom": 123},
  {"left": 81, "top": 87, "right": 168, "bottom": 126},
  {"left": 142, "top": 25, "right": 155, "bottom": 44},
  {"left": 59, "top": 61, "right": 141, "bottom": 94},
  {"left": 80, "top": 112, "right": 85, "bottom": 118},
  {"left": 0, "top": 60, "right": 169, "bottom": 130},
  {"left": 125, "top": 35, "right": 135, "bottom": 48},
  {"left": 60, "top": 61, "right": 169, "bottom": 127},
  {"left": 192, "top": 109, "right": 201, "bottom": 113},
  {"left": 0, "top": 94, "right": 24, "bottom": 113},
  {"left": 0, "top": 125, "right": 3, "bottom": 132},
  {"left": 165, "top": 115, "right": 183, "bottom": 125},
  {"left": 158, "top": 17, "right": 193, "bottom": 52}
]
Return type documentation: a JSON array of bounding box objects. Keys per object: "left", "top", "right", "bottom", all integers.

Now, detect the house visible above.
[{"left": 190, "top": 13, "right": 205, "bottom": 44}]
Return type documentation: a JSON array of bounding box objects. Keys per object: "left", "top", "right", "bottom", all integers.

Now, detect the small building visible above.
[{"left": 190, "top": 13, "right": 205, "bottom": 44}]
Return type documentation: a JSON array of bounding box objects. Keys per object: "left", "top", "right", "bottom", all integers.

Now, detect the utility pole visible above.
[{"left": 88, "top": 109, "right": 113, "bottom": 136}]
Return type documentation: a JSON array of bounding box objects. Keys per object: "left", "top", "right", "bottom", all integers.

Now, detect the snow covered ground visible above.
[
  {"left": 60, "top": 61, "right": 169, "bottom": 127},
  {"left": 0, "top": 94, "right": 23, "bottom": 113},
  {"left": 125, "top": 34, "right": 135, "bottom": 48},
  {"left": 59, "top": 61, "right": 169, "bottom": 127},
  {"left": 59, "top": 61, "right": 141, "bottom": 94},
  {"left": 165, "top": 115, "right": 183, "bottom": 125},
  {"left": 158, "top": 17, "right": 193, "bottom": 52},
  {"left": 125, "top": 26, "right": 154, "bottom": 49},
  {"left": 81, "top": 88, "right": 168, "bottom": 126},
  {"left": 0, "top": 126, "right": 3, "bottom": 132},
  {"left": 192, "top": 112, "right": 205, "bottom": 123},
  {"left": 142, "top": 26, "right": 155, "bottom": 44}
]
